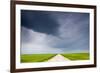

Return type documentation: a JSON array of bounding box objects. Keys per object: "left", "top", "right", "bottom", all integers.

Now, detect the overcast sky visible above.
[{"left": 21, "top": 10, "right": 90, "bottom": 54}]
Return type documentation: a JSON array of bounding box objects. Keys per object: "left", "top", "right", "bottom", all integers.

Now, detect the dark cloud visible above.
[
  {"left": 21, "top": 10, "right": 90, "bottom": 54},
  {"left": 21, "top": 10, "right": 60, "bottom": 36},
  {"left": 50, "top": 13, "right": 89, "bottom": 51}
]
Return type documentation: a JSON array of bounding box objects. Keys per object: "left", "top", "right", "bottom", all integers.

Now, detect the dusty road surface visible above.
[{"left": 48, "top": 54, "right": 70, "bottom": 62}]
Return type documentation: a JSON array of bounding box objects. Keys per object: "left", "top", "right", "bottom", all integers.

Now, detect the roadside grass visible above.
[
  {"left": 61, "top": 53, "right": 89, "bottom": 60},
  {"left": 21, "top": 54, "right": 56, "bottom": 63}
]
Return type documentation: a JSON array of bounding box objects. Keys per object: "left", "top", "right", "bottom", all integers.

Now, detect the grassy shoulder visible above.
[
  {"left": 61, "top": 53, "right": 89, "bottom": 60},
  {"left": 21, "top": 54, "right": 56, "bottom": 63}
]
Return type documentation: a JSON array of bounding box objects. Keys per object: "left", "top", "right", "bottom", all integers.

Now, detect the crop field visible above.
[
  {"left": 61, "top": 53, "right": 89, "bottom": 60},
  {"left": 21, "top": 54, "right": 56, "bottom": 63},
  {"left": 21, "top": 53, "right": 89, "bottom": 63}
]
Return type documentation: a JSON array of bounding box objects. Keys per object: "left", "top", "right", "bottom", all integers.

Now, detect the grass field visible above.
[
  {"left": 21, "top": 53, "right": 89, "bottom": 63},
  {"left": 61, "top": 53, "right": 89, "bottom": 60},
  {"left": 21, "top": 54, "right": 56, "bottom": 63}
]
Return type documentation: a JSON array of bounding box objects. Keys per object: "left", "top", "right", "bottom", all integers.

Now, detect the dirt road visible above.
[{"left": 48, "top": 54, "right": 70, "bottom": 62}]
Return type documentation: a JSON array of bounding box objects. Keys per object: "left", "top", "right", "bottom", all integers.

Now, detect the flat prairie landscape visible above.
[
  {"left": 21, "top": 11, "right": 90, "bottom": 63},
  {"left": 61, "top": 53, "right": 89, "bottom": 60},
  {"left": 21, "top": 54, "right": 56, "bottom": 63},
  {"left": 21, "top": 53, "right": 89, "bottom": 63}
]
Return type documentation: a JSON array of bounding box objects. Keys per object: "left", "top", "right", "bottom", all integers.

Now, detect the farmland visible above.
[
  {"left": 21, "top": 53, "right": 89, "bottom": 63},
  {"left": 21, "top": 54, "right": 56, "bottom": 63},
  {"left": 61, "top": 53, "right": 89, "bottom": 60}
]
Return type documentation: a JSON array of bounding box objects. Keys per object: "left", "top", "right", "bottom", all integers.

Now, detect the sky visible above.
[{"left": 21, "top": 10, "right": 90, "bottom": 54}]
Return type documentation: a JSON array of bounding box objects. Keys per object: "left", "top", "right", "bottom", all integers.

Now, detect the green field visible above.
[
  {"left": 21, "top": 53, "right": 89, "bottom": 63},
  {"left": 21, "top": 54, "right": 56, "bottom": 63},
  {"left": 61, "top": 53, "right": 89, "bottom": 60}
]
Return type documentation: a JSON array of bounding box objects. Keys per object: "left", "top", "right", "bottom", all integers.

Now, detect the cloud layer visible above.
[
  {"left": 21, "top": 27, "right": 63, "bottom": 54},
  {"left": 21, "top": 10, "right": 89, "bottom": 54}
]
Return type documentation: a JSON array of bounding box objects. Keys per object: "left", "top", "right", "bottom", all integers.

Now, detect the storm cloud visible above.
[
  {"left": 21, "top": 10, "right": 89, "bottom": 54},
  {"left": 21, "top": 10, "right": 60, "bottom": 36}
]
